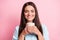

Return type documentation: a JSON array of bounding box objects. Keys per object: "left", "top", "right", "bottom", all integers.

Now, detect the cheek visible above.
[
  {"left": 32, "top": 13, "right": 35, "bottom": 17},
  {"left": 24, "top": 13, "right": 28, "bottom": 17}
]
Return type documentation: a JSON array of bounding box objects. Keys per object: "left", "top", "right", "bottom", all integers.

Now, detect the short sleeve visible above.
[
  {"left": 12, "top": 26, "right": 19, "bottom": 40},
  {"left": 42, "top": 24, "right": 49, "bottom": 40}
]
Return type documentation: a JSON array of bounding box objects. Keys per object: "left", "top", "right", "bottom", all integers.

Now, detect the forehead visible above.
[{"left": 25, "top": 5, "right": 35, "bottom": 10}]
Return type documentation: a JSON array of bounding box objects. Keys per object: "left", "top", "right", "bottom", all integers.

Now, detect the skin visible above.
[
  {"left": 18, "top": 5, "right": 44, "bottom": 40},
  {"left": 24, "top": 5, "right": 35, "bottom": 22}
]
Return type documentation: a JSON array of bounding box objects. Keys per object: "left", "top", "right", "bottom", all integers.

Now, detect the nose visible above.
[{"left": 28, "top": 12, "right": 32, "bottom": 16}]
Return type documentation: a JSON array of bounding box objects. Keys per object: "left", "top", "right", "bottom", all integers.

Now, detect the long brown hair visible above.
[{"left": 18, "top": 2, "right": 43, "bottom": 37}]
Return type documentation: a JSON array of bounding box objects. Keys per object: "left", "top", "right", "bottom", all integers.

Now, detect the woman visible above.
[{"left": 12, "top": 2, "right": 49, "bottom": 40}]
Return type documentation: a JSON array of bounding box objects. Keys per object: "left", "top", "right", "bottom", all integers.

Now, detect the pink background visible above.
[{"left": 0, "top": 0, "right": 60, "bottom": 40}]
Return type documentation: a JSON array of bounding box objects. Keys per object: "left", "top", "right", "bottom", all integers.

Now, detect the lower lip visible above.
[{"left": 28, "top": 16, "right": 31, "bottom": 17}]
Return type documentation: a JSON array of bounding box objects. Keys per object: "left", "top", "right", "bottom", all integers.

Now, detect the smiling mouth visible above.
[{"left": 28, "top": 16, "right": 32, "bottom": 18}]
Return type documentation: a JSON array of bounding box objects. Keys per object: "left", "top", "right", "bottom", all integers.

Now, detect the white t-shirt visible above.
[{"left": 12, "top": 24, "right": 49, "bottom": 40}]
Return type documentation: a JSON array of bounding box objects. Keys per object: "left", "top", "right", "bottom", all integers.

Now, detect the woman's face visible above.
[{"left": 24, "top": 5, "right": 35, "bottom": 22}]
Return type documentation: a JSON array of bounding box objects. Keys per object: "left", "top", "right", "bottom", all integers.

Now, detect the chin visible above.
[{"left": 28, "top": 19, "right": 33, "bottom": 22}]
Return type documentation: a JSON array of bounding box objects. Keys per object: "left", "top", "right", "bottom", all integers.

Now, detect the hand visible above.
[
  {"left": 18, "top": 25, "right": 44, "bottom": 40},
  {"left": 26, "top": 26, "right": 40, "bottom": 35},
  {"left": 26, "top": 26, "right": 44, "bottom": 40},
  {"left": 18, "top": 35, "right": 24, "bottom": 40},
  {"left": 18, "top": 27, "right": 29, "bottom": 40}
]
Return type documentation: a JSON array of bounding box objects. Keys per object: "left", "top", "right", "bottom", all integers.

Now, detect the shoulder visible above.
[
  {"left": 41, "top": 24, "right": 48, "bottom": 33},
  {"left": 15, "top": 25, "right": 19, "bottom": 30},
  {"left": 12, "top": 26, "right": 19, "bottom": 40},
  {"left": 41, "top": 24, "right": 49, "bottom": 35},
  {"left": 41, "top": 24, "right": 47, "bottom": 29},
  {"left": 41, "top": 24, "right": 49, "bottom": 40}
]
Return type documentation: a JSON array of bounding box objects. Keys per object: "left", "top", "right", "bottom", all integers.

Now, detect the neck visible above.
[{"left": 27, "top": 21, "right": 33, "bottom": 23}]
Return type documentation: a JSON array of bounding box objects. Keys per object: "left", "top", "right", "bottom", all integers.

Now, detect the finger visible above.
[
  {"left": 25, "top": 27, "right": 29, "bottom": 34},
  {"left": 27, "top": 26, "right": 34, "bottom": 33}
]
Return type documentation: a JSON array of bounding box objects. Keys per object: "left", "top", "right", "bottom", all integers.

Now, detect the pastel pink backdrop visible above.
[{"left": 0, "top": 0, "right": 60, "bottom": 40}]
